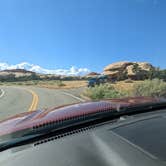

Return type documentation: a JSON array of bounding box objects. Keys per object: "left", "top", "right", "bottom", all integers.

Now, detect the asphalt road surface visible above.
[{"left": 0, "top": 86, "right": 86, "bottom": 121}]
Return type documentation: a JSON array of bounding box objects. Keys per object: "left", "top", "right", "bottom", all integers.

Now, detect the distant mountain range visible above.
[{"left": 0, "top": 62, "right": 90, "bottom": 76}]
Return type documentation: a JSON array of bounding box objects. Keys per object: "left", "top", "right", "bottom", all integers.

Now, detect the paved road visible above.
[{"left": 0, "top": 86, "right": 85, "bottom": 121}]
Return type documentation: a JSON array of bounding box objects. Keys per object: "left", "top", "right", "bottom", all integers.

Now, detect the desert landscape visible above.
[{"left": 0, "top": 61, "right": 166, "bottom": 100}]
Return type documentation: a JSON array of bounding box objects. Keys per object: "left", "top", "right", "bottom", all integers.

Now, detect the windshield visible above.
[
  {"left": 0, "top": 0, "right": 166, "bottom": 163},
  {"left": 0, "top": 0, "right": 166, "bottom": 121}
]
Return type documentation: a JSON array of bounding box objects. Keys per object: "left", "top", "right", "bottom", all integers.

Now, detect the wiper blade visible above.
[{"left": 119, "top": 100, "right": 166, "bottom": 115}]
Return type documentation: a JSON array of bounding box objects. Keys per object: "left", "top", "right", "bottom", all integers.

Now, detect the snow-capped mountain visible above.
[{"left": 0, "top": 62, "right": 90, "bottom": 76}]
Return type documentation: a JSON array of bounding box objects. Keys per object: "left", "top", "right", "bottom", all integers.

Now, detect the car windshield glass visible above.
[{"left": 0, "top": 0, "right": 165, "bottom": 149}]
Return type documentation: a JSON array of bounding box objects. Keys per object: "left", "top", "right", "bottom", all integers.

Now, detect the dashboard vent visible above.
[{"left": 34, "top": 125, "right": 96, "bottom": 146}]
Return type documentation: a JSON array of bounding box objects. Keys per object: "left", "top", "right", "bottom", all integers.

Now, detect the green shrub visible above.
[
  {"left": 132, "top": 79, "right": 166, "bottom": 97},
  {"left": 32, "top": 80, "right": 39, "bottom": 85},
  {"left": 15, "top": 82, "right": 23, "bottom": 85},
  {"left": 84, "top": 84, "right": 124, "bottom": 100},
  {"left": 23, "top": 82, "right": 32, "bottom": 85},
  {"left": 56, "top": 80, "right": 65, "bottom": 87}
]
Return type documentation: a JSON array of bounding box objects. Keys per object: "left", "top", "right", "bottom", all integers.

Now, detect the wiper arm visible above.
[{"left": 119, "top": 101, "right": 166, "bottom": 115}]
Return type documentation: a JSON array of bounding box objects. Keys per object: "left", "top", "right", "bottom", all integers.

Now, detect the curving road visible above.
[{"left": 0, "top": 86, "right": 85, "bottom": 121}]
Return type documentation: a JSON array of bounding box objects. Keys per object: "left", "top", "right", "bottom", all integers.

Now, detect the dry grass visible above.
[
  {"left": 38, "top": 80, "right": 140, "bottom": 90},
  {"left": 39, "top": 80, "right": 87, "bottom": 89},
  {"left": 0, "top": 79, "right": 144, "bottom": 91},
  {"left": 0, "top": 80, "right": 88, "bottom": 89},
  {"left": 111, "top": 80, "right": 144, "bottom": 93}
]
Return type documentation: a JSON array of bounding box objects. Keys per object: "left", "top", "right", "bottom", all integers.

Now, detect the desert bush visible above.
[
  {"left": 32, "top": 80, "right": 39, "bottom": 85},
  {"left": 23, "top": 81, "right": 36, "bottom": 86},
  {"left": 132, "top": 79, "right": 166, "bottom": 97},
  {"left": 56, "top": 80, "right": 65, "bottom": 87},
  {"left": 124, "top": 79, "right": 133, "bottom": 83},
  {"left": 14, "top": 82, "right": 22, "bottom": 85},
  {"left": 84, "top": 84, "right": 124, "bottom": 100}
]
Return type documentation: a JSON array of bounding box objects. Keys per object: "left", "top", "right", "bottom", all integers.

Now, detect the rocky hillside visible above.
[
  {"left": 103, "top": 61, "right": 155, "bottom": 80},
  {"left": 0, "top": 69, "right": 36, "bottom": 77},
  {"left": 0, "top": 68, "right": 86, "bottom": 82}
]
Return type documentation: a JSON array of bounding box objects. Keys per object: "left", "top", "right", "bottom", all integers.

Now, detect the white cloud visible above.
[{"left": 0, "top": 62, "right": 90, "bottom": 76}]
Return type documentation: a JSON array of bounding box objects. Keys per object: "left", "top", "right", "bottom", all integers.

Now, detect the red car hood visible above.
[{"left": 0, "top": 97, "right": 164, "bottom": 137}]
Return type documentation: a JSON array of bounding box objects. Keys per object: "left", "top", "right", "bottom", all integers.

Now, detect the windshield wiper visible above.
[{"left": 0, "top": 100, "right": 166, "bottom": 152}]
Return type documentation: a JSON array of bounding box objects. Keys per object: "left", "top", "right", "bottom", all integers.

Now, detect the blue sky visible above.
[{"left": 0, "top": 0, "right": 166, "bottom": 72}]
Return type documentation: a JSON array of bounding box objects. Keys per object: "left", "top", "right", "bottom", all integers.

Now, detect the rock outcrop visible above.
[
  {"left": 103, "top": 61, "right": 154, "bottom": 80},
  {"left": 85, "top": 72, "right": 100, "bottom": 78},
  {"left": 0, "top": 69, "right": 35, "bottom": 77}
]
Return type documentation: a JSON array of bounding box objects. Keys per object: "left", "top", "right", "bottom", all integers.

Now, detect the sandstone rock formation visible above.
[
  {"left": 85, "top": 72, "right": 100, "bottom": 78},
  {"left": 0, "top": 69, "right": 35, "bottom": 77},
  {"left": 103, "top": 61, "right": 154, "bottom": 80}
]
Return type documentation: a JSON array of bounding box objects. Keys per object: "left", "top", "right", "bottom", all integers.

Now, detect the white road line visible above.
[
  {"left": 0, "top": 89, "right": 5, "bottom": 98},
  {"left": 62, "top": 92, "right": 85, "bottom": 102}
]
